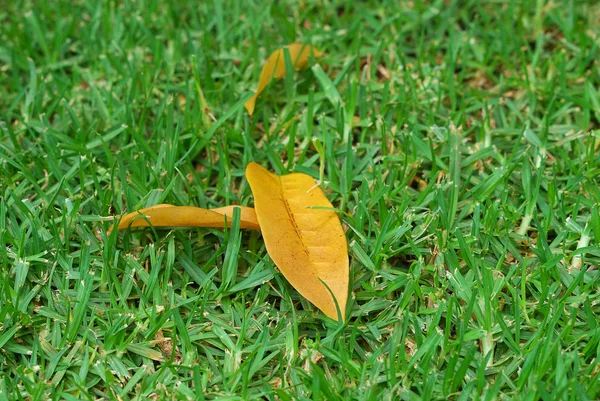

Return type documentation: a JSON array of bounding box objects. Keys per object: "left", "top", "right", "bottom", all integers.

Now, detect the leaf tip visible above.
[
  {"left": 244, "top": 95, "right": 256, "bottom": 116},
  {"left": 245, "top": 161, "right": 264, "bottom": 176}
]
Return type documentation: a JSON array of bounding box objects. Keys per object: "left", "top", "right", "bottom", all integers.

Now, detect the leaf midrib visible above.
[{"left": 279, "top": 175, "right": 312, "bottom": 260}]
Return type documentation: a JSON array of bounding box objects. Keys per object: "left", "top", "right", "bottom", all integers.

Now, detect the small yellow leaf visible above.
[
  {"left": 245, "top": 162, "right": 348, "bottom": 321},
  {"left": 114, "top": 204, "right": 260, "bottom": 231},
  {"left": 244, "top": 43, "right": 323, "bottom": 116}
]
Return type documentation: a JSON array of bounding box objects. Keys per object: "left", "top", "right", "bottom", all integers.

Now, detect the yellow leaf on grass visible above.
[
  {"left": 244, "top": 43, "right": 323, "bottom": 116},
  {"left": 245, "top": 162, "right": 348, "bottom": 321},
  {"left": 114, "top": 204, "right": 261, "bottom": 231}
]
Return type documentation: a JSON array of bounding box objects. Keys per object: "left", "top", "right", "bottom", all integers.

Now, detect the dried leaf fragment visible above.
[
  {"left": 245, "top": 162, "right": 348, "bottom": 321},
  {"left": 245, "top": 43, "right": 323, "bottom": 116},
  {"left": 114, "top": 204, "right": 260, "bottom": 231}
]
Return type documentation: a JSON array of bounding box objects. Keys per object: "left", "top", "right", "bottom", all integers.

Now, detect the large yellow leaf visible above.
[
  {"left": 114, "top": 204, "right": 260, "bottom": 231},
  {"left": 244, "top": 43, "right": 323, "bottom": 116},
  {"left": 245, "top": 162, "right": 348, "bottom": 321}
]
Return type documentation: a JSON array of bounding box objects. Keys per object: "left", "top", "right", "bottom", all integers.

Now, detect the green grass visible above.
[{"left": 1, "top": 0, "right": 600, "bottom": 399}]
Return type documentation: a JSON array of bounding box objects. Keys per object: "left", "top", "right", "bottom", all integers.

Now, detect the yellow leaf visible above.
[
  {"left": 245, "top": 162, "right": 348, "bottom": 321},
  {"left": 114, "top": 204, "right": 261, "bottom": 231},
  {"left": 244, "top": 43, "right": 323, "bottom": 116}
]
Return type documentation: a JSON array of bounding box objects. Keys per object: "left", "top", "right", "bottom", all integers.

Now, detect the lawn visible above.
[{"left": 1, "top": 0, "right": 599, "bottom": 399}]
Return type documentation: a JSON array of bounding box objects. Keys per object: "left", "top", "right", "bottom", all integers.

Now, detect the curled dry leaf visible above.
[
  {"left": 244, "top": 43, "right": 323, "bottom": 116},
  {"left": 113, "top": 204, "right": 260, "bottom": 231},
  {"left": 245, "top": 162, "right": 348, "bottom": 321}
]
